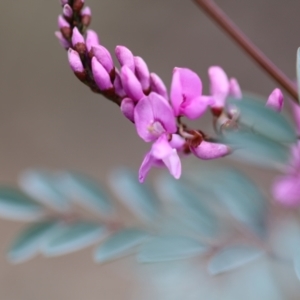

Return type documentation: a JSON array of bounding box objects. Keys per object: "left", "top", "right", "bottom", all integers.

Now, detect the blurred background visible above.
[{"left": 0, "top": 0, "right": 300, "bottom": 299}]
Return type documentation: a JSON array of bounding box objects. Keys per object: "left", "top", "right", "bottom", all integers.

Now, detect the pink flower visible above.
[
  {"left": 266, "top": 88, "right": 284, "bottom": 112},
  {"left": 134, "top": 92, "right": 177, "bottom": 142},
  {"left": 170, "top": 68, "right": 211, "bottom": 119},
  {"left": 191, "top": 141, "right": 230, "bottom": 160},
  {"left": 139, "top": 134, "right": 181, "bottom": 182},
  {"left": 208, "top": 66, "right": 242, "bottom": 109}
]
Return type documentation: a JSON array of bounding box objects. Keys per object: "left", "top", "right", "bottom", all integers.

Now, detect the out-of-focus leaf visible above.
[
  {"left": 19, "top": 170, "right": 69, "bottom": 212},
  {"left": 109, "top": 169, "right": 159, "bottom": 223},
  {"left": 297, "top": 48, "right": 300, "bottom": 103},
  {"left": 94, "top": 228, "right": 149, "bottom": 263},
  {"left": 294, "top": 255, "right": 300, "bottom": 281},
  {"left": 42, "top": 221, "right": 106, "bottom": 257},
  {"left": 223, "top": 130, "right": 290, "bottom": 169},
  {"left": 229, "top": 96, "right": 297, "bottom": 143},
  {"left": 137, "top": 235, "right": 207, "bottom": 263},
  {"left": 156, "top": 176, "right": 219, "bottom": 237},
  {"left": 0, "top": 187, "right": 45, "bottom": 221},
  {"left": 208, "top": 245, "right": 264, "bottom": 275},
  {"left": 8, "top": 221, "right": 59, "bottom": 263},
  {"left": 186, "top": 168, "right": 267, "bottom": 237},
  {"left": 61, "top": 172, "right": 114, "bottom": 216}
]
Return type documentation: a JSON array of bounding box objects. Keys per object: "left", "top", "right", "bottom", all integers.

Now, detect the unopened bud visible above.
[
  {"left": 191, "top": 141, "right": 230, "bottom": 160},
  {"left": 72, "top": 27, "right": 86, "bottom": 55},
  {"left": 266, "top": 88, "right": 284, "bottom": 112},
  {"left": 150, "top": 73, "right": 168, "bottom": 99},
  {"left": 86, "top": 30, "right": 99, "bottom": 54},
  {"left": 121, "top": 66, "right": 144, "bottom": 102},
  {"left": 55, "top": 31, "right": 70, "bottom": 49},
  {"left": 134, "top": 56, "right": 150, "bottom": 92},
  {"left": 60, "top": 0, "right": 68, "bottom": 6},
  {"left": 63, "top": 4, "right": 73, "bottom": 19},
  {"left": 72, "top": 0, "right": 84, "bottom": 12},
  {"left": 121, "top": 98, "right": 135, "bottom": 122},
  {"left": 92, "top": 57, "right": 113, "bottom": 91},
  {"left": 93, "top": 45, "right": 114, "bottom": 73},
  {"left": 81, "top": 6, "right": 91, "bottom": 27},
  {"left": 68, "top": 49, "right": 86, "bottom": 81},
  {"left": 58, "top": 15, "right": 71, "bottom": 39},
  {"left": 115, "top": 46, "right": 135, "bottom": 72},
  {"left": 114, "top": 71, "right": 126, "bottom": 98},
  {"left": 229, "top": 78, "right": 242, "bottom": 99}
]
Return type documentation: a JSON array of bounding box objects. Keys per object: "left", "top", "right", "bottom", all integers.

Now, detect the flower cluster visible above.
[{"left": 56, "top": 0, "right": 284, "bottom": 182}]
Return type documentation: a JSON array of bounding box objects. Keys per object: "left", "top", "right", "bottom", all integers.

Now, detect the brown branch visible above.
[{"left": 193, "top": 0, "right": 298, "bottom": 102}]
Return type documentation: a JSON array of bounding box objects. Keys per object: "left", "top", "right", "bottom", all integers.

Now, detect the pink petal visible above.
[
  {"left": 113, "top": 70, "right": 126, "bottom": 98},
  {"left": 93, "top": 45, "right": 114, "bottom": 73},
  {"left": 266, "top": 88, "right": 284, "bottom": 112},
  {"left": 134, "top": 56, "right": 150, "bottom": 91},
  {"left": 149, "top": 92, "right": 176, "bottom": 134},
  {"left": 120, "top": 98, "right": 135, "bottom": 122},
  {"left": 208, "top": 66, "right": 229, "bottom": 108},
  {"left": 91, "top": 57, "right": 113, "bottom": 90},
  {"left": 191, "top": 141, "right": 230, "bottom": 160},
  {"left": 115, "top": 46, "right": 135, "bottom": 72},
  {"left": 163, "top": 149, "right": 181, "bottom": 179},
  {"left": 170, "top": 68, "right": 202, "bottom": 117},
  {"left": 138, "top": 151, "right": 156, "bottom": 183},
  {"left": 86, "top": 30, "right": 100, "bottom": 52},
  {"left": 229, "top": 78, "right": 242, "bottom": 99},
  {"left": 151, "top": 135, "right": 173, "bottom": 159},
  {"left": 169, "top": 134, "right": 185, "bottom": 149},
  {"left": 55, "top": 31, "right": 70, "bottom": 49},
  {"left": 67, "top": 49, "right": 84, "bottom": 72},
  {"left": 120, "top": 66, "right": 144, "bottom": 102},
  {"left": 181, "top": 96, "right": 212, "bottom": 119},
  {"left": 272, "top": 175, "right": 300, "bottom": 206},
  {"left": 63, "top": 4, "right": 73, "bottom": 19},
  {"left": 71, "top": 27, "right": 85, "bottom": 47}
]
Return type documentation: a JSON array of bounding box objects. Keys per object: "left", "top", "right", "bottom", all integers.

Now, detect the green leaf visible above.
[
  {"left": 8, "top": 221, "right": 59, "bottom": 263},
  {"left": 61, "top": 172, "right": 114, "bottom": 216},
  {"left": 229, "top": 96, "right": 297, "bottom": 143},
  {"left": 0, "top": 187, "right": 45, "bottom": 221},
  {"left": 94, "top": 228, "right": 149, "bottom": 263},
  {"left": 19, "top": 170, "right": 70, "bottom": 212},
  {"left": 223, "top": 130, "right": 290, "bottom": 169},
  {"left": 109, "top": 169, "right": 159, "bottom": 223},
  {"left": 42, "top": 222, "right": 106, "bottom": 257},
  {"left": 296, "top": 48, "right": 300, "bottom": 103},
  {"left": 155, "top": 176, "right": 219, "bottom": 237},
  {"left": 208, "top": 245, "right": 264, "bottom": 275},
  {"left": 137, "top": 235, "right": 207, "bottom": 263}
]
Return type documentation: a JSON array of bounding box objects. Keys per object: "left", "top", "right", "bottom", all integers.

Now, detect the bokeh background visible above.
[{"left": 0, "top": 0, "right": 300, "bottom": 299}]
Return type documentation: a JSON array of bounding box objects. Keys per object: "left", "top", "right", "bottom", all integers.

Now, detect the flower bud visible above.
[
  {"left": 86, "top": 30, "right": 99, "bottom": 54},
  {"left": 115, "top": 46, "right": 135, "bottom": 72},
  {"left": 92, "top": 57, "right": 113, "bottom": 91},
  {"left": 114, "top": 71, "right": 126, "bottom": 98},
  {"left": 134, "top": 56, "right": 150, "bottom": 92},
  {"left": 92, "top": 45, "right": 114, "bottom": 73},
  {"left": 55, "top": 31, "right": 70, "bottom": 49},
  {"left": 266, "top": 88, "right": 284, "bottom": 112},
  {"left": 81, "top": 6, "right": 92, "bottom": 27},
  {"left": 191, "top": 141, "right": 230, "bottom": 160},
  {"left": 150, "top": 73, "right": 168, "bottom": 99},
  {"left": 58, "top": 15, "right": 71, "bottom": 39},
  {"left": 121, "top": 98, "right": 135, "bottom": 122},
  {"left": 60, "top": 0, "right": 68, "bottom": 6},
  {"left": 71, "top": 27, "right": 86, "bottom": 55},
  {"left": 63, "top": 4, "right": 73, "bottom": 19},
  {"left": 120, "top": 66, "right": 144, "bottom": 102},
  {"left": 72, "top": 0, "right": 84, "bottom": 12},
  {"left": 229, "top": 78, "right": 242, "bottom": 99},
  {"left": 68, "top": 49, "right": 86, "bottom": 81}
]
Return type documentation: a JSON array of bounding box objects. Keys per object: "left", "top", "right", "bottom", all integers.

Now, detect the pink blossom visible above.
[
  {"left": 139, "top": 134, "right": 181, "bottom": 182},
  {"left": 134, "top": 92, "right": 176, "bottom": 142},
  {"left": 86, "top": 30, "right": 100, "bottom": 53},
  {"left": 170, "top": 68, "right": 211, "bottom": 119},
  {"left": 266, "top": 88, "right": 284, "bottom": 112}
]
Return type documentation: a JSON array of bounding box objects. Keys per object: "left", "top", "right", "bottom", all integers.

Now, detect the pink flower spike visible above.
[
  {"left": 229, "top": 78, "right": 242, "bottom": 99},
  {"left": 55, "top": 31, "right": 70, "bottom": 49},
  {"left": 115, "top": 46, "right": 135, "bottom": 72},
  {"left": 134, "top": 56, "right": 150, "bottom": 91},
  {"left": 272, "top": 175, "right": 300, "bottom": 207},
  {"left": 134, "top": 92, "right": 177, "bottom": 142},
  {"left": 191, "top": 141, "right": 230, "bottom": 160},
  {"left": 68, "top": 49, "right": 84, "bottom": 72},
  {"left": 91, "top": 57, "right": 113, "bottom": 91},
  {"left": 150, "top": 73, "right": 168, "bottom": 100},
  {"left": 58, "top": 15, "right": 70, "bottom": 29},
  {"left": 86, "top": 30, "right": 99, "bottom": 53},
  {"left": 81, "top": 6, "right": 91, "bottom": 16},
  {"left": 63, "top": 4, "right": 73, "bottom": 19},
  {"left": 266, "top": 88, "right": 284, "bottom": 112},
  {"left": 171, "top": 68, "right": 208, "bottom": 119},
  {"left": 92, "top": 45, "right": 114, "bottom": 73},
  {"left": 72, "top": 27, "right": 85, "bottom": 47},
  {"left": 121, "top": 98, "right": 135, "bottom": 122},
  {"left": 120, "top": 66, "right": 144, "bottom": 102},
  {"left": 139, "top": 135, "right": 181, "bottom": 182},
  {"left": 208, "top": 66, "right": 230, "bottom": 108}
]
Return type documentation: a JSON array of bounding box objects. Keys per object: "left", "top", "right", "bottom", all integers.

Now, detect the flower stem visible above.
[{"left": 193, "top": 0, "right": 298, "bottom": 102}]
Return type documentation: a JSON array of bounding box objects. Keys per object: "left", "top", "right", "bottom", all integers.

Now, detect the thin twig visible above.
[{"left": 193, "top": 0, "right": 298, "bottom": 102}]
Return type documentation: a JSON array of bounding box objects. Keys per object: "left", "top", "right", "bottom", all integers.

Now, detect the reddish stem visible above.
[{"left": 193, "top": 0, "right": 298, "bottom": 102}]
